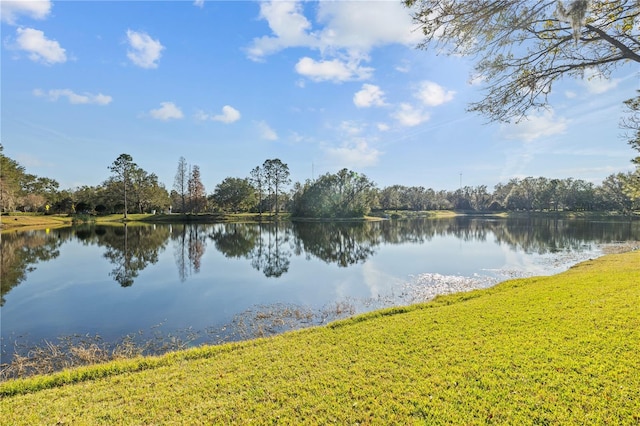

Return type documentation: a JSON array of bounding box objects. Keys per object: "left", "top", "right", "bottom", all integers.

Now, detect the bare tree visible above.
[
  {"left": 249, "top": 166, "right": 265, "bottom": 217},
  {"left": 173, "top": 156, "right": 188, "bottom": 213}
]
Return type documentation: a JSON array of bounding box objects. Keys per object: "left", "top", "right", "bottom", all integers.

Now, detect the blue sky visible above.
[{"left": 2, "top": 0, "right": 638, "bottom": 192}]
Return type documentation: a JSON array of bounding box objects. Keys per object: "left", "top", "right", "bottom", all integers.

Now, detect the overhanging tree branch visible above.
[{"left": 405, "top": 0, "right": 639, "bottom": 122}]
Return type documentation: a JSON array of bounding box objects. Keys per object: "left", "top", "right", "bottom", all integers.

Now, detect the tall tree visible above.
[
  {"left": 173, "top": 156, "right": 188, "bottom": 213},
  {"left": 188, "top": 165, "right": 206, "bottom": 213},
  {"left": 263, "top": 159, "right": 291, "bottom": 216},
  {"left": 108, "top": 154, "right": 137, "bottom": 219},
  {"left": 404, "top": 0, "right": 640, "bottom": 122},
  {"left": 598, "top": 173, "right": 634, "bottom": 214},
  {"left": 249, "top": 165, "right": 265, "bottom": 216}
]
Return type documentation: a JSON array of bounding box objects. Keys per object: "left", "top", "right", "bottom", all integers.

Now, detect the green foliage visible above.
[
  {"left": 211, "top": 177, "right": 256, "bottom": 213},
  {"left": 104, "top": 154, "right": 169, "bottom": 216},
  {"left": 291, "top": 168, "right": 377, "bottom": 218},
  {"left": 0, "top": 144, "right": 60, "bottom": 213},
  {"left": 262, "top": 159, "right": 291, "bottom": 215},
  {"left": 2, "top": 147, "right": 638, "bottom": 219},
  {"left": 108, "top": 154, "right": 137, "bottom": 218},
  {"left": 1, "top": 251, "right": 638, "bottom": 424}
]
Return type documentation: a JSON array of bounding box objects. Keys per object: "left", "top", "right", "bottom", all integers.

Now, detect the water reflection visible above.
[
  {"left": 100, "top": 224, "right": 170, "bottom": 287},
  {"left": 1, "top": 217, "right": 638, "bottom": 301},
  {"left": 211, "top": 223, "right": 292, "bottom": 277},
  {"left": 292, "top": 222, "right": 378, "bottom": 267},
  {"left": 171, "top": 224, "right": 207, "bottom": 282},
  {"left": 0, "top": 230, "right": 62, "bottom": 306},
  {"left": 248, "top": 223, "right": 291, "bottom": 278}
]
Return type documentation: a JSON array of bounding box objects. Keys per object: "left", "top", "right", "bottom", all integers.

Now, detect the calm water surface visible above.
[{"left": 1, "top": 217, "right": 638, "bottom": 359}]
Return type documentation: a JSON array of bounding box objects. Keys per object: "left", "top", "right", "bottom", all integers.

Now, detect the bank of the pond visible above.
[
  {"left": 3, "top": 209, "right": 637, "bottom": 232},
  {"left": 1, "top": 250, "right": 638, "bottom": 424},
  {"left": 0, "top": 214, "right": 73, "bottom": 231}
]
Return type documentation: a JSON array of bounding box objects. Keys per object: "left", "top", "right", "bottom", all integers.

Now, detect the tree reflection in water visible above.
[
  {"left": 291, "top": 221, "right": 378, "bottom": 267},
  {"left": 0, "top": 230, "right": 62, "bottom": 306},
  {"left": 99, "top": 224, "right": 170, "bottom": 287},
  {"left": 2, "top": 217, "right": 638, "bottom": 298},
  {"left": 210, "top": 222, "right": 291, "bottom": 278},
  {"left": 171, "top": 224, "right": 208, "bottom": 282},
  {"left": 209, "top": 223, "right": 258, "bottom": 259}
]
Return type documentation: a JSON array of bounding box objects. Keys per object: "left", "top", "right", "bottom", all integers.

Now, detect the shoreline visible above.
[
  {"left": 1, "top": 249, "right": 638, "bottom": 425},
  {"left": 2, "top": 209, "right": 637, "bottom": 232},
  {"left": 2, "top": 239, "right": 637, "bottom": 382}
]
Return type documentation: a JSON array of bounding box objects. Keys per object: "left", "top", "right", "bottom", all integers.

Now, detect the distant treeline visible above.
[{"left": 1, "top": 146, "right": 638, "bottom": 217}]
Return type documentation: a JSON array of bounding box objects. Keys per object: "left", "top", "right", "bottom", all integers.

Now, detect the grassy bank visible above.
[
  {"left": 0, "top": 212, "right": 291, "bottom": 231},
  {"left": 0, "top": 213, "right": 134, "bottom": 231},
  {"left": 3, "top": 209, "right": 635, "bottom": 232},
  {"left": 1, "top": 251, "right": 638, "bottom": 424},
  {"left": 0, "top": 214, "right": 73, "bottom": 231}
]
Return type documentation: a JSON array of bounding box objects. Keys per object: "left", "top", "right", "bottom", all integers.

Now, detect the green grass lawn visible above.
[{"left": 1, "top": 251, "right": 639, "bottom": 424}]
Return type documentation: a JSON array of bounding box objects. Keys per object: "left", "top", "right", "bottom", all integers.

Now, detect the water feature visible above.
[{"left": 1, "top": 217, "right": 638, "bottom": 364}]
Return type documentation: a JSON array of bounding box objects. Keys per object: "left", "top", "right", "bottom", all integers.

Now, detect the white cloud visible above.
[
  {"left": 377, "top": 123, "right": 390, "bottom": 132},
  {"left": 416, "top": 81, "right": 455, "bottom": 107},
  {"left": 1, "top": 0, "right": 51, "bottom": 24},
  {"left": 325, "top": 139, "right": 381, "bottom": 168},
  {"left": 295, "top": 56, "right": 372, "bottom": 82},
  {"left": 193, "top": 0, "right": 205, "bottom": 8},
  {"left": 194, "top": 110, "right": 210, "bottom": 121},
  {"left": 392, "top": 103, "right": 430, "bottom": 127},
  {"left": 500, "top": 110, "right": 568, "bottom": 142},
  {"left": 339, "top": 120, "right": 364, "bottom": 136},
  {"left": 247, "top": 0, "right": 421, "bottom": 84},
  {"left": 34, "top": 88, "right": 112, "bottom": 105},
  {"left": 581, "top": 68, "right": 621, "bottom": 94},
  {"left": 15, "top": 27, "right": 66, "bottom": 65},
  {"left": 248, "top": 0, "right": 420, "bottom": 60},
  {"left": 257, "top": 120, "right": 278, "bottom": 140},
  {"left": 289, "top": 131, "right": 311, "bottom": 144},
  {"left": 551, "top": 147, "right": 631, "bottom": 158},
  {"left": 126, "top": 30, "right": 164, "bottom": 69},
  {"left": 213, "top": 105, "right": 241, "bottom": 123},
  {"left": 149, "top": 102, "right": 184, "bottom": 120},
  {"left": 247, "top": 1, "right": 316, "bottom": 60},
  {"left": 395, "top": 63, "right": 410, "bottom": 73},
  {"left": 315, "top": 1, "right": 422, "bottom": 52},
  {"left": 194, "top": 105, "right": 241, "bottom": 123},
  {"left": 353, "top": 84, "right": 386, "bottom": 108}
]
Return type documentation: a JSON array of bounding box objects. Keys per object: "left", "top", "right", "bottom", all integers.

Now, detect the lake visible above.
[{"left": 1, "top": 217, "right": 638, "bottom": 362}]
